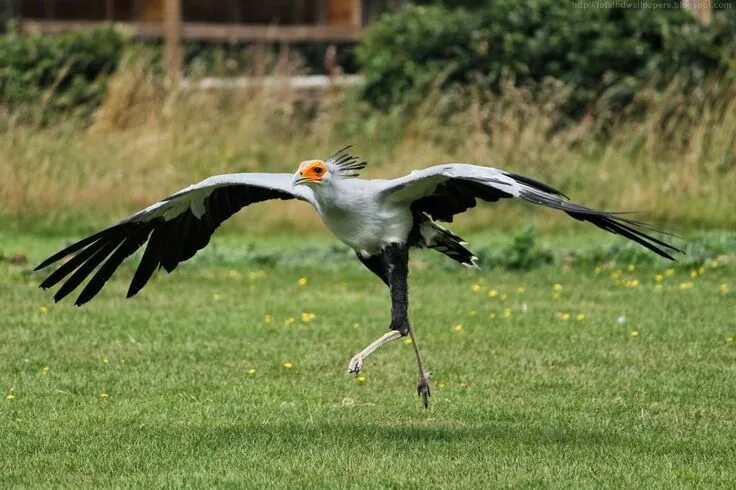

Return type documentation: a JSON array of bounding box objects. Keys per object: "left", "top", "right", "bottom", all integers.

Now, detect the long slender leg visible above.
[
  {"left": 407, "top": 325, "right": 431, "bottom": 406},
  {"left": 347, "top": 330, "right": 402, "bottom": 375},
  {"left": 383, "top": 243, "right": 431, "bottom": 408}
]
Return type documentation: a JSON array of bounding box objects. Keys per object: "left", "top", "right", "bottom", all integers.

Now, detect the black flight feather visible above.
[
  {"left": 53, "top": 237, "right": 122, "bottom": 303},
  {"left": 34, "top": 225, "right": 122, "bottom": 271},
  {"left": 40, "top": 239, "right": 107, "bottom": 290},
  {"left": 75, "top": 226, "right": 152, "bottom": 306},
  {"left": 127, "top": 225, "right": 166, "bottom": 298}
]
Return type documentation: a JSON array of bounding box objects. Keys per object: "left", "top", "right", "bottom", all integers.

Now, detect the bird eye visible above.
[{"left": 314, "top": 166, "right": 324, "bottom": 175}]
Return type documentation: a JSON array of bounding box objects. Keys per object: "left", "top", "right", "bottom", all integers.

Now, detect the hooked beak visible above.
[{"left": 292, "top": 172, "right": 310, "bottom": 187}]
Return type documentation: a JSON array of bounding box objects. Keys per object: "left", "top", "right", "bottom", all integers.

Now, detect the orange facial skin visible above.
[{"left": 299, "top": 160, "right": 327, "bottom": 182}]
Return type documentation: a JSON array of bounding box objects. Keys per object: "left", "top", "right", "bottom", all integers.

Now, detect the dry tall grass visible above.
[{"left": 1, "top": 54, "right": 734, "bottom": 234}]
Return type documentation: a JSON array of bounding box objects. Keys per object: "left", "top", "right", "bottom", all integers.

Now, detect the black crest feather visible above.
[{"left": 326, "top": 145, "right": 367, "bottom": 177}]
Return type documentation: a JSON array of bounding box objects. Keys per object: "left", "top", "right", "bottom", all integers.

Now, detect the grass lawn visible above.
[{"left": 1, "top": 231, "right": 735, "bottom": 487}]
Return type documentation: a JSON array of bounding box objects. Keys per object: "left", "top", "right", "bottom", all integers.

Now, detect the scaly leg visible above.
[
  {"left": 407, "top": 326, "right": 431, "bottom": 408},
  {"left": 347, "top": 330, "right": 402, "bottom": 375}
]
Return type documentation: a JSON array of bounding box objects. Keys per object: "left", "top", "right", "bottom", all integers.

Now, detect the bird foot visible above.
[
  {"left": 417, "top": 372, "right": 431, "bottom": 408},
  {"left": 347, "top": 354, "right": 363, "bottom": 375}
]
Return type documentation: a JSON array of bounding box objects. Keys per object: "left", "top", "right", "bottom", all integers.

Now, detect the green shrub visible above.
[
  {"left": 0, "top": 24, "right": 127, "bottom": 124},
  {"left": 358, "top": 2, "right": 736, "bottom": 114},
  {"left": 474, "top": 226, "right": 554, "bottom": 271}
]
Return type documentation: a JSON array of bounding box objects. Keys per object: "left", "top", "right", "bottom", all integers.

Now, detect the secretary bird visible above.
[{"left": 36, "top": 147, "right": 681, "bottom": 407}]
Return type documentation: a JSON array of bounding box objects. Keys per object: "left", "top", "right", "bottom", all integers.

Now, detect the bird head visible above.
[
  {"left": 293, "top": 159, "right": 330, "bottom": 187},
  {"left": 292, "top": 147, "right": 367, "bottom": 188}
]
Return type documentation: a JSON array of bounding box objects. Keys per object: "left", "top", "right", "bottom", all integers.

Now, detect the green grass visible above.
[{"left": 1, "top": 231, "right": 735, "bottom": 487}]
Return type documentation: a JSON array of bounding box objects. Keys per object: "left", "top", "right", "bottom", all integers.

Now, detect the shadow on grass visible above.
[{"left": 139, "top": 419, "right": 624, "bottom": 452}]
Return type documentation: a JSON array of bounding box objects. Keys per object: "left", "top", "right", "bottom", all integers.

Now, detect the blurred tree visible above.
[
  {"left": 358, "top": 1, "right": 736, "bottom": 114},
  {"left": 0, "top": 24, "right": 127, "bottom": 124}
]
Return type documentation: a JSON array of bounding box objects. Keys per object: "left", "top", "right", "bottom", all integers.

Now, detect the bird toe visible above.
[
  {"left": 417, "top": 372, "right": 431, "bottom": 408},
  {"left": 347, "top": 354, "right": 363, "bottom": 375}
]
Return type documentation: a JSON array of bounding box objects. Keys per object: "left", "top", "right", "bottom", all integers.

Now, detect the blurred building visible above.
[{"left": 9, "top": 0, "right": 405, "bottom": 42}]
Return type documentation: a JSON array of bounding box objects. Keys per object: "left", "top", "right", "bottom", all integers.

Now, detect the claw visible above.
[
  {"left": 417, "top": 372, "right": 431, "bottom": 408},
  {"left": 347, "top": 354, "right": 363, "bottom": 376}
]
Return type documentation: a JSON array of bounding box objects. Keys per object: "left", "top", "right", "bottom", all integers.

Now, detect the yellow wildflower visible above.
[
  {"left": 248, "top": 271, "right": 266, "bottom": 280},
  {"left": 576, "top": 313, "right": 585, "bottom": 321},
  {"left": 558, "top": 312, "right": 570, "bottom": 321},
  {"left": 357, "top": 376, "right": 366, "bottom": 383},
  {"left": 247, "top": 368, "right": 256, "bottom": 376},
  {"left": 102, "top": 357, "right": 109, "bottom": 364},
  {"left": 284, "top": 317, "right": 295, "bottom": 326},
  {"left": 679, "top": 282, "right": 693, "bottom": 290},
  {"left": 212, "top": 293, "right": 221, "bottom": 301},
  {"left": 490, "top": 312, "right": 496, "bottom": 319},
  {"left": 720, "top": 283, "right": 730, "bottom": 294},
  {"left": 503, "top": 308, "right": 512, "bottom": 318},
  {"left": 264, "top": 314, "right": 273, "bottom": 324},
  {"left": 665, "top": 268, "right": 675, "bottom": 277},
  {"left": 698, "top": 267, "right": 705, "bottom": 274},
  {"left": 727, "top": 337, "right": 734, "bottom": 344},
  {"left": 6, "top": 394, "right": 15, "bottom": 401},
  {"left": 300, "top": 312, "right": 317, "bottom": 323},
  {"left": 553, "top": 283, "right": 563, "bottom": 292},
  {"left": 39, "top": 306, "right": 48, "bottom": 314},
  {"left": 100, "top": 393, "right": 110, "bottom": 400},
  {"left": 42, "top": 366, "right": 50, "bottom": 374},
  {"left": 500, "top": 293, "right": 508, "bottom": 301},
  {"left": 469, "top": 310, "right": 477, "bottom": 317},
  {"left": 488, "top": 289, "right": 498, "bottom": 298},
  {"left": 297, "top": 277, "right": 308, "bottom": 286},
  {"left": 353, "top": 323, "right": 360, "bottom": 328},
  {"left": 654, "top": 284, "right": 663, "bottom": 292},
  {"left": 627, "top": 264, "right": 636, "bottom": 272},
  {"left": 516, "top": 287, "right": 525, "bottom": 294},
  {"left": 453, "top": 324, "right": 463, "bottom": 332},
  {"left": 438, "top": 383, "right": 446, "bottom": 389},
  {"left": 227, "top": 270, "right": 240, "bottom": 279},
  {"left": 690, "top": 270, "right": 698, "bottom": 279},
  {"left": 283, "top": 362, "right": 293, "bottom": 369},
  {"left": 655, "top": 274, "right": 663, "bottom": 282},
  {"left": 630, "top": 330, "right": 639, "bottom": 337},
  {"left": 709, "top": 259, "right": 719, "bottom": 268},
  {"left": 594, "top": 266, "right": 602, "bottom": 274},
  {"left": 471, "top": 283, "right": 483, "bottom": 292},
  {"left": 404, "top": 338, "right": 413, "bottom": 345}
]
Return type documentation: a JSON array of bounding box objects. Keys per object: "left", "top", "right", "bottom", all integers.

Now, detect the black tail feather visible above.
[{"left": 418, "top": 214, "right": 478, "bottom": 267}]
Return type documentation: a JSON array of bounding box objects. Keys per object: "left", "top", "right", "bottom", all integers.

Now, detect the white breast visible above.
[{"left": 313, "top": 179, "right": 413, "bottom": 255}]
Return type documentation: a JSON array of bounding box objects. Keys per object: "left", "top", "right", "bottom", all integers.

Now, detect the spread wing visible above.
[
  {"left": 379, "top": 164, "right": 682, "bottom": 260},
  {"left": 36, "top": 173, "right": 314, "bottom": 306}
]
